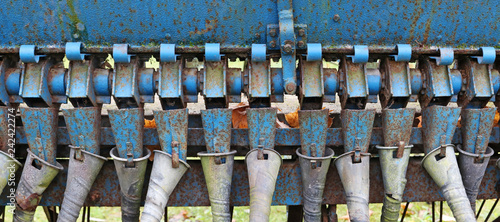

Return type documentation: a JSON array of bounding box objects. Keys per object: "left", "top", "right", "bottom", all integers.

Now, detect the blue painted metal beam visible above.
[{"left": 1, "top": 1, "right": 499, "bottom": 48}]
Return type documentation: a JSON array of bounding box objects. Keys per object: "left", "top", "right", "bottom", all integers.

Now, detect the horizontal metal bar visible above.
[
  {"left": 1, "top": 158, "right": 497, "bottom": 206},
  {"left": 14, "top": 126, "right": 500, "bottom": 149},
  {"left": 0, "top": 45, "right": 498, "bottom": 56}
]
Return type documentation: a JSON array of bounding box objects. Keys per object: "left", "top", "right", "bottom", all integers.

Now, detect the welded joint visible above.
[
  {"left": 19, "top": 45, "right": 45, "bottom": 63},
  {"left": 392, "top": 44, "right": 412, "bottom": 62},
  {"left": 205, "top": 43, "right": 222, "bottom": 62},
  {"left": 65, "top": 42, "right": 88, "bottom": 61},
  {"left": 472, "top": 47, "right": 496, "bottom": 64},
  {"left": 430, "top": 48, "right": 454, "bottom": 66},
  {"left": 113, "top": 44, "right": 133, "bottom": 63},
  {"left": 347, "top": 45, "right": 369, "bottom": 63},
  {"left": 160, "top": 44, "right": 178, "bottom": 62}
]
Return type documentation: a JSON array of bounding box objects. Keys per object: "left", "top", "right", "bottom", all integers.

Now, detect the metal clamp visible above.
[
  {"left": 160, "top": 44, "right": 178, "bottom": 62},
  {"left": 472, "top": 47, "right": 496, "bottom": 65},
  {"left": 431, "top": 48, "right": 454, "bottom": 66},
  {"left": 205, "top": 43, "right": 222, "bottom": 62},
  {"left": 20, "top": 45, "right": 45, "bottom": 63},
  {"left": 171, "top": 141, "right": 180, "bottom": 168},
  {"left": 125, "top": 142, "right": 135, "bottom": 168},
  {"left": 251, "top": 44, "right": 266, "bottom": 62},
  {"left": 113, "top": 44, "right": 133, "bottom": 63},
  {"left": 392, "top": 44, "right": 412, "bottom": 62},
  {"left": 306, "top": 43, "right": 322, "bottom": 61},
  {"left": 347, "top": 45, "right": 369, "bottom": 63},
  {"left": 65, "top": 42, "right": 88, "bottom": 61}
]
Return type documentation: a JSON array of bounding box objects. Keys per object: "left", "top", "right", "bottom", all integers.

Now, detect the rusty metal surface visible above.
[
  {"left": 341, "top": 109, "right": 376, "bottom": 153},
  {"left": 62, "top": 107, "right": 101, "bottom": 155},
  {"left": 247, "top": 108, "right": 277, "bottom": 150},
  {"left": 19, "top": 107, "right": 58, "bottom": 165},
  {"left": 108, "top": 108, "right": 144, "bottom": 158},
  {"left": 0, "top": 156, "right": 498, "bottom": 207},
  {"left": 201, "top": 109, "right": 232, "bottom": 153},
  {"left": 299, "top": 109, "right": 329, "bottom": 157},
  {"left": 421, "top": 106, "right": 461, "bottom": 154},
  {"left": 381, "top": 108, "right": 415, "bottom": 146},
  {"left": 153, "top": 109, "right": 189, "bottom": 161}
]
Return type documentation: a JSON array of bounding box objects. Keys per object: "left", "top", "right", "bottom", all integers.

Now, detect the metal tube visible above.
[
  {"left": 296, "top": 148, "right": 334, "bottom": 222},
  {"left": 57, "top": 147, "right": 107, "bottom": 222},
  {"left": 141, "top": 151, "right": 190, "bottom": 222},
  {"left": 14, "top": 150, "right": 63, "bottom": 222},
  {"left": 334, "top": 151, "right": 371, "bottom": 222},
  {"left": 246, "top": 148, "right": 282, "bottom": 222},
  {"left": 0, "top": 150, "right": 22, "bottom": 193},
  {"left": 198, "top": 150, "right": 237, "bottom": 222},
  {"left": 422, "top": 145, "right": 476, "bottom": 222},
  {"left": 110, "top": 147, "right": 151, "bottom": 222}
]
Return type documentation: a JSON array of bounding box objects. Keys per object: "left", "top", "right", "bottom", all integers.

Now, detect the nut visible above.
[
  {"left": 269, "top": 29, "right": 277, "bottom": 37},
  {"left": 283, "top": 44, "right": 293, "bottom": 53},
  {"left": 298, "top": 29, "right": 305, "bottom": 37},
  {"left": 333, "top": 14, "right": 340, "bottom": 22},
  {"left": 269, "top": 40, "right": 277, "bottom": 48},
  {"left": 297, "top": 41, "right": 305, "bottom": 48}
]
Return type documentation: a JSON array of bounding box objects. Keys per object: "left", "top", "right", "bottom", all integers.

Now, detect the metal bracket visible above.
[
  {"left": 19, "top": 57, "right": 55, "bottom": 107},
  {"left": 153, "top": 109, "right": 189, "bottom": 162},
  {"left": 65, "top": 42, "right": 88, "bottom": 61},
  {"left": 299, "top": 109, "right": 329, "bottom": 157},
  {"left": 431, "top": 48, "right": 454, "bottom": 66},
  {"left": 472, "top": 47, "right": 496, "bottom": 65},
  {"left": 67, "top": 57, "right": 99, "bottom": 107},
  {"left": 112, "top": 57, "right": 140, "bottom": 108},
  {"left": 249, "top": 44, "right": 271, "bottom": 101},
  {"left": 379, "top": 56, "right": 412, "bottom": 108},
  {"left": 203, "top": 44, "right": 227, "bottom": 107},
  {"left": 339, "top": 55, "right": 370, "bottom": 109},
  {"left": 392, "top": 44, "right": 412, "bottom": 62},
  {"left": 457, "top": 56, "right": 494, "bottom": 108},
  {"left": 247, "top": 108, "right": 277, "bottom": 156},
  {"left": 113, "top": 44, "right": 133, "bottom": 63},
  {"left": 160, "top": 44, "right": 178, "bottom": 62},
  {"left": 299, "top": 54, "right": 324, "bottom": 109},
  {"left": 347, "top": 45, "right": 369, "bottom": 63},
  {"left": 19, "top": 45, "right": 45, "bottom": 63}
]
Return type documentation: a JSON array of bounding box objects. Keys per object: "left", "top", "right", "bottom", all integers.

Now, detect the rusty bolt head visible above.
[
  {"left": 269, "top": 29, "right": 277, "bottom": 37},
  {"left": 333, "top": 14, "right": 340, "bottom": 22},
  {"left": 270, "top": 40, "right": 277, "bottom": 48},
  {"left": 255, "top": 33, "right": 261, "bottom": 39},
  {"left": 297, "top": 41, "right": 305, "bottom": 48},
  {"left": 165, "top": 33, "right": 172, "bottom": 40},
  {"left": 286, "top": 82, "right": 296, "bottom": 93},
  {"left": 298, "top": 29, "right": 305, "bottom": 37},
  {"left": 283, "top": 44, "right": 293, "bottom": 53}
]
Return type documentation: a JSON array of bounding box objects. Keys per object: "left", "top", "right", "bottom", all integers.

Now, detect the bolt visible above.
[
  {"left": 286, "top": 82, "right": 296, "bottom": 93},
  {"left": 353, "top": 34, "right": 358, "bottom": 40},
  {"left": 333, "top": 14, "right": 340, "bottom": 22},
  {"left": 165, "top": 33, "right": 172, "bottom": 40},
  {"left": 283, "top": 44, "right": 293, "bottom": 53},
  {"left": 297, "top": 41, "right": 305, "bottom": 48},
  {"left": 298, "top": 29, "right": 305, "bottom": 37},
  {"left": 270, "top": 40, "right": 277, "bottom": 48},
  {"left": 269, "top": 29, "right": 277, "bottom": 37},
  {"left": 73, "top": 33, "right": 80, "bottom": 39},
  {"left": 76, "top": 23, "right": 85, "bottom": 31},
  {"left": 255, "top": 33, "right": 261, "bottom": 39}
]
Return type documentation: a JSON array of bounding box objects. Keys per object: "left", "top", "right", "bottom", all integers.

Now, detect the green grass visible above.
[{"left": 3, "top": 200, "right": 499, "bottom": 221}]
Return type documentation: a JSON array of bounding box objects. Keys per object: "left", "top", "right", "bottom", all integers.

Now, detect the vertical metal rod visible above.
[
  {"left": 164, "top": 206, "right": 168, "bottom": 221},
  {"left": 439, "top": 201, "right": 443, "bottom": 222},
  {"left": 82, "top": 207, "right": 86, "bottom": 222},
  {"left": 328, "top": 204, "right": 338, "bottom": 222},
  {"left": 86, "top": 207, "right": 90, "bottom": 222},
  {"left": 432, "top": 202, "right": 435, "bottom": 222},
  {"left": 485, "top": 198, "right": 499, "bottom": 222},
  {"left": 401, "top": 202, "right": 410, "bottom": 222},
  {"left": 477, "top": 199, "right": 486, "bottom": 218}
]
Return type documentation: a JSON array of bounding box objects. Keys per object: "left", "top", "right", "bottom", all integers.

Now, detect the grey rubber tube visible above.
[
  {"left": 110, "top": 147, "right": 151, "bottom": 222},
  {"left": 376, "top": 145, "right": 412, "bottom": 222},
  {"left": 141, "top": 150, "right": 190, "bottom": 222},
  {"left": 422, "top": 145, "right": 476, "bottom": 222},
  {"left": 297, "top": 148, "right": 334, "bottom": 222},
  {"left": 14, "top": 149, "right": 63, "bottom": 222},
  {"left": 57, "top": 147, "right": 107, "bottom": 222},
  {"left": 246, "top": 148, "right": 282, "bottom": 222},
  {"left": 198, "top": 150, "right": 237, "bottom": 222},
  {"left": 334, "top": 151, "right": 371, "bottom": 222}
]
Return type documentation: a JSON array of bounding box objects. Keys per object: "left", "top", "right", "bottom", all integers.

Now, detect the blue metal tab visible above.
[
  {"left": 347, "top": 45, "right": 369, "bottom": 63},
  {"left": 299, "top": 109, "right": 329, "bottom": 157},
  {"left": 460, "top": 108, "right": 496, "bottom": 154},
  {"left": 65, "top": 42, "right": 87, "bottom": 61},
  {"left": 201, "top": 109, "right": 232, "bottom": 153},
  {"left": 112, "top": 44, "right": 132, "bottom": 63},
  {"left": 247, "top": 108, "right": 277, "bottom": 150},
  {"left": 205, "top": 43, "right": 222, "bottom": 62},
  {"left": 473, "top": 47, "right": 496, "bottom": 65},
  {"left": 108, "top": 108, "right": 144, "bottom": 158},
  {"left": 277, "top": 0, "right": 297, "bottom": 95},
  {"left": 392, "top": 44, "right": 412, "bottom": 62},
  {"left": 93, "top": 68, "right": 112, "bottom": 104},
  {"left": 430, "top": 48, "right": 454, "bottom": 66},
  {"left": 19, "top": 45, "right": 44, "bottom": 63},
  {"left": 154, "top": 109, "right": 189, "bottom": 161},
  {"left": 19, "top": 107, "right": 58, "bottom": 165},
  {"left": 112, "top": 57, "right": 140, "bottom": 107},
  {"left": 62, "top": 107, "right": 101, "bottom": 154},
  {"left": 160, "top": 44, "right": 177, "bottom": 62},
  {"left": 421, "top": 106, "right": 461, "bottom": 154},
  {"left": 341, "top": 109, "right": 376, "bottom": 153},
  {"left": 306, "top": 43, "right": 322, "bottom": 61},
  {"left": 251, "top": 44, "right": 266, "bottom": 62}
]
